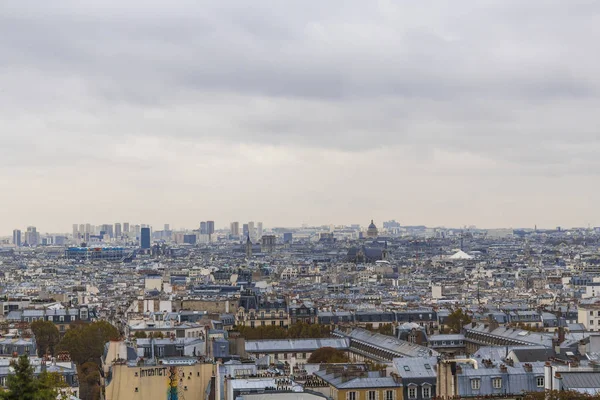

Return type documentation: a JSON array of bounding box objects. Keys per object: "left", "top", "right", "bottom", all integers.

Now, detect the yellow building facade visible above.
[{"left": 105, "top": 361, "right": 214, "bottom": 400}]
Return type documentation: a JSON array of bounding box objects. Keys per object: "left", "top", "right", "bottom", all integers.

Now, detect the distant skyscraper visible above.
[
  {"left": 206, "top": 221, "right": 215, "bottom": 235},
  {"left": 26, "top": 226, "right": 38, "bottom": 246},
  {"left": 123, "top": 222, "right": 130, "bottom": 235},
  {"left": 283, "top": 232, "right": 293, "bottom": 244},
  {"left": 200, "top": 221, "right": 207, "bottom": 235},
  {"left": 12, "top": 229, "right": 21, "bottom": 247},
  {"left": 85, "top": 223, "right": 91, "bottom": 234},
  {"left": 134, "top": 225, "right": 141, "bottom": 237},
  {"left": 114, "top": 223, "right": 122, "bottom": 238},
  {"left": 230, "top": 222, "right": 240, "bottom": 236},
  {"left": 257, "top": 222, "right": 263, "bottom": 239},
  {"left": 72, "top": 224, "right": 78, "bottom": 238},
  {"left": 79, "top": 224, "right": 85, "bottom": 236},
  {"left": 164, "top": 224, "right": 170, "bottom": 232},
  {"left": 101, "top": 224, "right": 114, "bottom": 238},
  {"left": 140, "top": 227, "right": 151, "bottom": 249},
  {"left": 242, "top": 224, "right": 249, "bottom": 237}
]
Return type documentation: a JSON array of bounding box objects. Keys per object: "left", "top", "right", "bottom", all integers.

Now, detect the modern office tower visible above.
[
  {"left": 114, "top": 223, "right": 122, "bottom": 238},
  {"left": 140, "top": 227, "right": 151, "bottom": 249},
  {"left": 242, "top": 224, "right": 249, "bottom": 237},
  {"left": 123, "top": 222, "right": 130, "bottom": 235},
  {"left": 85, "top": 223, "right": 91, "bottom": 234},
  {"left": 26, "top": 226, "right": 38, "bottom": 246},
  {"left": 200, "top": 221, "right": 207, "bottom": 235},
  {"left": 206, "top": 221, "right": 215, "bottom": 235},
  {"left": 12, "top": 229, "right": 21, "bottom": 247},
  {"left": 230, "top": 222, "right": 240, "bottom": 236},
  {"left": 79, "top": 224, "right": 85, "bottom": 236},
  {"left": 257, "top": 222, "right": 263, "bottom": 239},
  {"left": 283, "top": 232, "right": 293, "bottom": 244},
  {"left": 248, "top": 221, "right": 255, "bottom": 240},
  {"left": 164, "top": 224, "right": 170, "bottom": 232},
  {"left": 72, "top": 224, "right": 78, "bottom": 238},
  {"left": 101, "top": 224, "right": 114, "bottom": 238},
  {"left": 134, "top": 225, "right": 141, "bottom": 237}
]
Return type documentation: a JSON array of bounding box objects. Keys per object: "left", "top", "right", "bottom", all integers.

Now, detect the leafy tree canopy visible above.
[
  {"left": 0, "top": 355, "right": 65, "bottom": 400},
  {"left": 307, "top": 347, "right": 350, "bottom": 364},
  {"left": 30, "top": 320, "right": 60, "bottom": 357}
]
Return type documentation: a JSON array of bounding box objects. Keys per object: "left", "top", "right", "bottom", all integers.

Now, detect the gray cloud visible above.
[{"left": 1, "top": 0, "right": 600, "bottom": 232}]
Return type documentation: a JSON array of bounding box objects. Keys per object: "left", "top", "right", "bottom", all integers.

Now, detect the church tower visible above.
[{"left": 245, "top": 235, "right": 253, "bottom": 258}]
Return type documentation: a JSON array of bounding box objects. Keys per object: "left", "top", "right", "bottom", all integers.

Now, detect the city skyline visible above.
[
  {"left": 2, "top": 217, "right": 593, "bottom": 238},
  {"left": 2, "top": 1, "right": 600, "bottom": 234}
]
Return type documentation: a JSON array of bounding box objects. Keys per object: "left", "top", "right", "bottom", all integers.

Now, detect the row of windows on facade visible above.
[
  {"left": 431, "top": 340, "right": 465, "bottom": 346},
  {"left": 255, "top": 352, "right": 309, "bottom": 359},
  {"left": 240, "top": 311, "right": 286, "bottom": 319},
  {"left": 248, "top": 321, "right": 286, "bottom": 327},
  {"left": 469, "top": 376, "right": 544, "bottom": 390},
  {"left": 346, "top": 390, "right": 398, "bottom": 400},
  {"left": 23, "top": 315, "right": 78, "bottom": 322}
]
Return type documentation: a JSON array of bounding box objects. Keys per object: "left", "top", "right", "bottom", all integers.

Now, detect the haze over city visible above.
[{"left": 2, "top": 0, "right": 600, "bottom": 234}]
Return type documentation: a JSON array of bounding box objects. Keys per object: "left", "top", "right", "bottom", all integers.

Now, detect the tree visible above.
[
  {"left": 30, "top": 320, "right": 60, "bottom": 357},
  {"left": 0, "top": 355, "right": 61, "bottom": 400},
  {"left": 56, "top": 321, "right": 118, "bottom": 400},
  {"left": 133, "top": 331, "right": 147, "bottom": 339},
  {"left": 446, "top": 308, "right": 472, "bottom": 333},
  {"left": 57, "top": 321, "right": 119, "bottom": 366},
  {"left": 307, "top": 347, "right": 350, "bottom": 363},
  {"left": 78, "top": 362, "right": 102, "bottom": 400},
  {"left": 236, "top": 322, "right": 331, "bottom": 340},
  {"left": 38, "top": 371, "right": 70, "bottom": 400}
]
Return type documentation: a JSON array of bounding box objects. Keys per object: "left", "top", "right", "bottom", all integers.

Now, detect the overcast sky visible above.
[{"left": 2, "top": 0, "right": 600, "bottom": 234}]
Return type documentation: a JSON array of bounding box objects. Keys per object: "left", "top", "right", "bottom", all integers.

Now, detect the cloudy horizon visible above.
[{"left": 2, "top": 0, "right": 600, "bottom": 235}]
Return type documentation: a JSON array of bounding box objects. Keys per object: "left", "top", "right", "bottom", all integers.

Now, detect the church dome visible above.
[{"left": 367, "top": 220, "right": 378, "bottom": 238}]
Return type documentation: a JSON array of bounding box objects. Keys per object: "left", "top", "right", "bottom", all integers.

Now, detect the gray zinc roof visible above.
[{"left": 245, "top": 338, "right": 350, "bottom": 353}]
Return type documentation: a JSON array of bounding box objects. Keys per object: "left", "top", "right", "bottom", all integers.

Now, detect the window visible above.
[
  {"left": 302, "top": 353, "right": 307, "bottom": 359},
  {"left": 422, "top": 386, "right": 431, "bottom": 398},
  {"left": 60, "top": 316, "right": 64, "bottom": 322},
  {"left": 493, "top": 378, "right": 502, "bottom": 389},
  {"left": 408, "top": 387, "right": 417, "bottom": 399},
  {"left": 347, "top": 391, "right": 357, "bottom": 400},
  {"left": 368, "top": 390, "right": 377, "bottom": 400},
  {"left": 385, "top": 390, "right": 395, "bottom": 400},
  {"left": 536, "top": 377, "right": 544, "bottom": 387},
  {"left": 271, "top": 321, "right": 276, "bottom": 326},
  {"left": 280, "top": 321, "right": 284, "bottom": 326},
  {"left": 471, "top": 379, "right": 481, "bottom": 390},
  {"left": 591, "top": 311, "right": 594, "bottom": 316}
]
